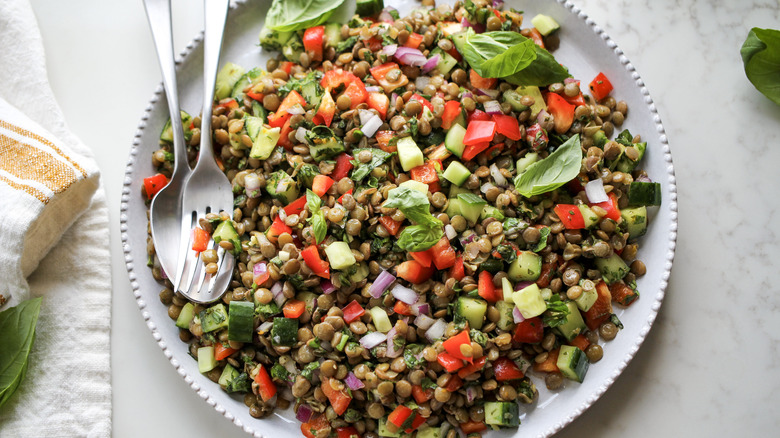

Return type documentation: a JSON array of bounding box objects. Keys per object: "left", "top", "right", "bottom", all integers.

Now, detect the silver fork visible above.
[{"left": 172, "top": 0, "right": 235, "bottom": 303}]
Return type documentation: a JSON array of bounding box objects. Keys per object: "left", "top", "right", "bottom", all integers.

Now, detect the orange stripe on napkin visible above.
[
  {"left": 0, "top": 173, "right": 48, "bottom": 203},
  {"left": 0, "top": 133, "right": 77, "bottom": 194},
  {"left": 0, "top": 119, "right": 87, "bottom": 178}
]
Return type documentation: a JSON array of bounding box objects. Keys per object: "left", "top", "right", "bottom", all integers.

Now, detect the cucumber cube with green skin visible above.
[
  {"left": 249, "top": 126, "right": 281, "bottom": 160},
  {"left": 501, "top": 277, "right": 514, "bottom": 301},
  {"left": 515, "top": 152, "right": 538, "bottom": 175},
  {"left": 444, "top": 123, "right": 467, "bottom": 157},
  {"left": 306, "top": 126, "right": 346, "bottom": 161},
  {"left": 621, "top": 206, "right": 649, "bottom": 239},
  {"left": 258, "top": 26, "right": 294, "bottom": 51},
  {"left": 554, "top": 301, "right": 587, "bottom": 341},
  {"left": 399, "top": 179, "right": 429, "bottom": 194},
  {"left": 244, "top": 116, "right": 264, "bottom": 141},
  {"left": 442, "top": 161, "right": 471, "bottom": 186},
  {"left": 484, "top": 401, "right": 519, "bottom": 427},
  {"left": 502, "top": 89, "right": 529, "bottom": 113},
  {"left": 228, "top": 300, "right": 255, "bottom": 343},
  {"left": 218, "top": 363, "right": 240, "bottom": 387},
  {"left": 370, "top": 307, "right": 393, "bottom": 333},
  {"left": 416, "top": 427, "right": 442, "bottom": 438},
  {"left": 430, "top": 48, "right": 458, "bottom": 76},
  {"left": 615, "top": 142, "right": 646, "bottom": 173},
  {"left": 480, "top": 205, "right": 505, "bottom": 221},
  {"left": 557, "top": 345, "right": 589, "bottom": 382},
  {"left": 282, "top": 33, "right": 304, "bottom": 62},
  {"left": 355, "top": 0, "right": 384, "bottom": 17},
  {"left": 456, "top": 193, "right": 486, "bottom": 224},
  {"left": 323, "top": 23, "right": 342, "bottom": 47},
  {"left": 215, "top": 62, "right": 246, "bottom": 101},
  {"left": 507, "top": 251, "right": 542, "bottom": 282},
  {"left": 531, "top": 14, "right": 560, "bottom": 35},
  {"left": 324, "top": 241, "right": 356, "bottom": 270},
  {"left": 212, "top": 220, "right": 242, "bottom": 256},
  {"left": 448, "top": 184, "right": 470, "bottom": 198},
  {"left": 456, "top": 296, "right": 487, "bottom": 329},
  {"left": 378, "top": 418, "right": 401, "bottom": 437},
  {"left": 446, "top": 197, "right": 464, "bottom": 219},
  {"left": 594, "top": 252, "right": 629, "bottom": 284},
  {"left": 574, "top": 285, "right": 598, "bottom": 312},
  {"left": 496, "top": 300, "right": 516, "bottom": 331},
  {"left": 271, "top": 317, "right": 298, "bottom": 346},
  {"left": 200, "top": 303, "right": 229, "bottom": 333},
  {"left": 397, "top": 137, "right": 425, "bottom": 171},
  {"left": 512, "top": 283, "right": 547, "bottom": 319},
  {"left": 198, "top": 346, "right": 217, "bottom": 373},
  {"left": 160, "top": 110, "right": 192, "bottom": 143},
  {"left": 515, "top": 86, "right": 546, "bottom": 118},
  {"left": 176, "top": 302, "right": 195, "bottom": 329},
  {"left": 265, "top": 170, "right": 299, "bottom": 204},
  {"left": 627, "top": 181, "right": 662, "bottom": 207},
  {"left": 578, "top": 204, "right": 600, "bottom": 229}
]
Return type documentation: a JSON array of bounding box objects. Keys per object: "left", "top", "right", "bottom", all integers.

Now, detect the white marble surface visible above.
[{"left": 26, "top": 0, "right": 780, "bottom": 436}]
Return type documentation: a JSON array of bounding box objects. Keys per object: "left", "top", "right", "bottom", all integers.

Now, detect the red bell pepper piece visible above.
[
  {"left": 246, "top": 91, "right": 264, "bottom": 101},
  {"left": 442, "top": 330, "right": 473, "bottom": 362},
  {"left": 321, "top": 377, "right": 352, "bottom": 416},
  {"left": 267, "top": 90, "right": 307, "bottom": 127},
  {"left": 191, "top": 227, "right": 210, "bottom": 252},
  {"left": 280, "top": 61, "right": 294, "bottom": 75},
  {"left": 411, "top": 385, "right": 434, "bottom": 404},
  {"left": 469, "top": 69, "right": 497, "bottom": 89},
  {"left": 217, "top": 98, "right": 239, "bottom": 111},
  {"left": 462, "top": 142, "right": 490, "bottom": 161},
  {"left": 482, "top": 142, "right": 505, "bottom": 161},
  {"left": 369, "top": 62, "right": 409, "bottom": 93},
  {"left": 584, "top": 281, "right": 613, "bottom": 330},
  {"left": 406, "top": 414, "right": 427, "bottom": 433},
  {"left": 493, "top": 357, "right": 525, "bottom": 381},
  {"left": 525, "top": 122, "right": 548, "bottom": 151},
  {"left": 533, "top": 348, "right": 560, "bottom": 373},
  {"left": 388, "top": 405, "right": 414, "bottom": 429},
  {"left": 331, "top": 153, "right": 354, "bottom": 181},
  {"left": 254, "top": 364, "right": 277, "bottom": 401},
  {"left": 441, "top": 100, "right": 461, "bottom": 130},
  {"left": 266, "top": 216, "right": 293, "bottom": 244},
  {"left": 284, "top": 195, "right": 307, "bottom": 216},
  {"left": 467, "top": 109, "right": 491, "bottom": 123},
  {"left": 375, "top": 130, "right": 397, "bottom": 153},
  {"left": 460, "top": 421, "right": 488, "bottom": 434},
  {"left": 303, "top": 25, "right": 325, "bottom": 61},
  {"left": 312, "top": 174, "right": 335, "bottom": 197},
  {"left": 449, "top": 257, "right": 465, "bottom": 281},
  {"left": 478, "top": 270, "right": 501, "bottom": 302},
  {"left": 336, "top": 427, "right": 361, "bottom": 438},
  {"left": 283, "top": 299, "right": 306, "bottom": 319},
  {"left": 553, "top": 204, "right": 586, "bottom": 229},
  {"left": 396, "top": 260, "right": 434, "bottom": 284},
  {"left": 301, "top": 415, "right": 329, "bottom": 438},
  {"left": 301, "top": 246, "right": 330, "bottom": 279},
  {"left": 378, "top": 215, "right": 402, "bottom": 236},
  {"left": 367, "top": 92, "right": 389, "bottom": 120},
  {"left": 492, "top": 113, "right": 522, "bottom": 141},
  {"left": 430, "top": 237, "right": 456, "bottom": 270},
  {"left": 276, "top": 117, "right": 294, "bottom": 150},
  {"left": 437, "top": 351, "right": 465, "bottom": 373},
  {"left": 410, "top": 161, "right": 439, "bottom": 184},
  {"left": 546, "top": 92, "right": 576, "bottom": 134},
  {"left": 513, "top": 317, "right": 544, "bottom": 343},
  {"left": 143, "top": 173, "right": 168, "bottom": 199},
  {"left": 342, "top": 300, "right": 365, "bottom": 324},
  {"left": 589, "top": 72, "right": 613, "bottom": 101},
  {"left": 457, "top": 355, "right": 487, "bottom": 378},
  {"left": 365, "top": 36, "right": 383, "bottom": 52},
  {"left": 570, "top": 334, "right": 590, "bottom": 352},
  {"left": 589, "top": 192, "right": 621, "bottom": 221},
  {"left": 529, "top": 28, "right": 545, "bottom": 48},
  {"left": 316, "top": 89, "right": 337, "bottom": 127},
  {"left": 337, "top": 188, "right": 353, "bottom": 204},
  {"left": 404, "top": 32, "right": 424, "bottom": 49},
  {"left": 409, "top": 93, "right": 434, "bottom": 114},
  {"left": 610, "top": 281, "right": 640, "bottom": 307},
  {"left": 463, "top": 121, "right": 496, "bottom": 145},
  {"left": 393, "top": 300, "right": 415, "bottom": 316},
  {"left": 344, "top": 81, "right": 368, "bottom": 109},
  {"left": 409, "top": 250, "right": 433, "bottom": 268},
  {"left": 214, "top": 343, "right": 237, "bottom": 361}
]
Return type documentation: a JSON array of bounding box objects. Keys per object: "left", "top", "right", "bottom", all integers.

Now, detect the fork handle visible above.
[
  {"left": 142, "top": 0, "right": 189, "bottom": 180},
  {"left": 195, "top": 0, "right": 230, "bottom": 170}
]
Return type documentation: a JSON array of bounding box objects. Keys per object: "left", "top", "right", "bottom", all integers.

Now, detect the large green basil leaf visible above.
[
  {"left": 383, "top": 186, "right": 443, "bottom": 252},
  {"left": 265, "top": 0, "right": 346, "bottom": 32},
  {"left": 481, "top": 39, "right": 537, "bottom": 78},
  {"left": 514, "top": 135, "right": 582, "bottom": 197},
  {"left": 396, "top": 224, "right": 444, "bottom": 252},
  {"left": 306, "top": 189, "right": 327, "bottom": 244},
  {"left": 0, "top": 297, "right": 42, "bottom": 408},
  {"left": 741, "top": 27, "right": 780, "bottom": 105}
]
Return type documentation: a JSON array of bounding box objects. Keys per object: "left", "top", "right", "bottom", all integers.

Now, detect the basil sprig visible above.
[
  {"left": 741, "top": 27, "right": 780, "bottom": 105},
  {"left": 382, "top": 186, "right": 444, "bottom": 252},
  {"left": 306, "top": 189, "right": 327, "bottom": 244},
  {"left": 0, "top": 297, "right": 42, "bottom": 408},
  {"left": 265, "top": 0, "right": 346, "bottom": 32},
  {"left": 514, "top": 134, "right": 582, "bottom": 197}
]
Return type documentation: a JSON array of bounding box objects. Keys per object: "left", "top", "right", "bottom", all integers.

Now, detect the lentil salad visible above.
[{"left": 142, "top": 1, "right": 663, "bottom": 437}]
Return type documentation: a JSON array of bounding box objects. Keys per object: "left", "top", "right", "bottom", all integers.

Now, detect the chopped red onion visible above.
[
  {"left": 477, "top": 88, "right": 500, "bottom": 99},
  {"left": 415, "top": 314, "right": 435, "bottom": 330},
  {"left": 445, "top": 224, "right": 457, "bottom": 241},
  {"left": 461, "top": 17, "right": 485, "bottom": 33},
  {"left": 359, "top": 109, "right": 374, "bottom": 125},
  {"left": 272, "top": 281, "right": 286, "bottom": 306},
  {"left": 537, "top": 109, "right": 551, "bottom": 124},
  {"left": 362, "top": 115, "right": 383, "bottom": 138},
  {"left": 425, "top": 319, "right": 447, "bottom": 342},
  {"left": 564, "top": 78, "right": 580, "bottom": 84},
  {"left": 378, "top": 10, "right": 395, "bottom": 23},
  {"left": 390, "top": 92, "right": 399, "bottom": 109},
  {"left": 386, "top": 327, "right": 402, "bottom": 358},
  {"left": 296, "top": 404, "right": 314, "bottom": 423},
  {"left": 370, "top": 270, "right": 396, "bottom": 298},
  {"left": 345, "top": 372, "right": 365, "bottom": 390},
  {"left": 411, "top": 303, "right": 430, "bottom": 316},
  {"left": 514, "top": 281, "right": 533, "bottom": 291},
  {"left": 462, "top": 91, "right": 474, "bottom": 100},
  {"left": 244, "top": 173, "right": 261, "bottom": 197},
  {"left": 253, "top": 261, "right": 267, "bottom": 277},
  {"left": 636, "top": 174, "right": 653, "bottom": 183},
  {"left": 359, "top": 331, "right": 386, "bottom": 349},
  {"left": 490, "top": 163, "right": 507, "bottom": 187},
  {"left": 286, "top": 104, "right": 305, "bottom": 115},
  {"left": 421, "top": 55, "right": 440, "bottom": 74},
  {"left": 585, "top": 178, "right": 609, "bottom": 203},
  {"left": 492, "top": 0, "right": 504, "bottom": 7},
  {"left": 258, "top": 321, "right": 273, "bottom": 334},
  {"left": 415, "top": 75, "right": 431, "bottom": 90},
  {"left": 321, "top": 278, "right": 336, "bottom": 294},
  {"left": 395, "top": 47, "right": 427, "bottom": 66},
  {"left": 483, "top": 100, "right": 502, "bottom": 114},
  {"left": 382, "top": 44, "right": 398, "bottom": 57},
  {"left": 466, "top": 385, "right": 478, "bottom": 403},
  {"left": 459, "top": 232, "right": 478, "bottom": 247},
  {"left": 391, "top": 284, "right": 419, "bottom": 304},
  {"left": 513, "top": 306, "right": 526, "bottom": 323},
  {"left": 365, "top": 86, "right": 382, "bottom": 93}
]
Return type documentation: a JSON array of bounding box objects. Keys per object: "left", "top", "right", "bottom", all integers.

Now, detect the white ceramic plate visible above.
[{"left": 121, "top": 1, "right": 677, "bottom": 436}]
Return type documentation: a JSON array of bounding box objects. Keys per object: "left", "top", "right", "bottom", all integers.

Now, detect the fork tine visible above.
[
  {"left": 191, "top": 236, "right": 215, "bottom": 295},
  {"left": 174, "top": 210, "right": 196, "bottom": 294}
]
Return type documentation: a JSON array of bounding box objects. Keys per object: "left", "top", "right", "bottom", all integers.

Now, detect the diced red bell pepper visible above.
[
  {"left": 444, "top": 375, "right": 463, "bottom": 392},
  {"left": 396, "top": 260, "right": 435, "bottom": 284},
  {"left": 478, "top": 270, "right": 501, "bottom": 302},
  {"left": 546, "top": 92, "right": 576, "bottom": 134},
  {"left": 469, "top": 69, "right": 497, "bottom": 89},
  {"left": 513, "top": 317, "right": 544, "bottom": 343},
  {"left": 303, "top": 25, "right": 325, "bottom": 61},
  {"left": 267, "top": 90, "right": 307, "bottom": 126},
  {"left": 342, "top": 300, "right": 365, "bottom": 324},
  {"left": 365, "top": 36, "right": 383, "bottom": 52},
  {"left": 529, "top": 28, "right": 545, "bottom": 48},
  {"left": 369, "top": 62, "right": 409, "bottom": 93},
  {"left": 441, "top": 100, "right": 462, "bottom": 130},
  {"left": 321, "top": 377, "right": 353, "bottom": 416},
  {"left": 443, "top": 329, "right": 473, "bottom": 362},
  {"left": 570, "top": 334, "right": 590, "bottom": 352},
  {"left": 437, "top": 351, "right": 465, "bottom": 373},
  {"left": 376, "top": 130, "right": 397, "bottom": 152},
  {"left": 584, "top": 281, "right": 613, "bottom": 331},
  {"left": 280, "top": 61, "right": 294, "bottom": 75},
  {"left": 525, "top": 122, "right": 548, "bottom": 151},
  {"left": 533, "top": 348, "right": 560, "bottom": 373},
  {"left": 411, "top": 385, "right": 434, "bottom": 404},
  {"left": 554, "top": 204, "right": 586, "bottom": 229},
  {"left": 320, "top": 70, "right": 367, "bottom": 109},
  {"left": 410, "top": 250, "right": 433, "bottom": 268},
  {"left": 379, "top": 215, "right": 402, "bottom": 236},
  {"left": 367, "top": 92, "right": 390, "bottom": 120},
  {"left": 191, "top": 227, "right": 210, "bottom": 252},
  {"left": 301, "top": 246, "right": 330, "bottom": 279},
  {"left": 405, "top": 414, "right": 427, "bottom": 433},
  {"left": 217, "top": 98, "right": 239, "bottom": 111},
  {"left": 468, "top": 109, "right": 491, "bottom": 123},
  {"left": 461, "top": 142, "right": 490, "bottom": 161},
  {"left": 388, "top": 405, "right": 414, "bottom": 429},
  {"left": 482, "top": 142, "right": 505, "bottom": 161},
  {"left": 246, "top": 91, "right": 264, "bottom": 101},
  {"left": 393, "top": 300, "right": 415, "bottom": 316},
  {"left": 266, "top": 216, "right": 293, "bottom": 244},
  {"left": 463, "top": 121, "right": 496, "bottom": 146},
  {"left": 410, "top": 161, "right": 440, "bottom": 184},
  {"left": 492, "top": 357, "right": 525, "bottom": 381},
  {"left": 610, "top": 281, "right": 640, "bottom": 307},
  {"left": 492, "top": 113, "right": 522, "bottom": 141},
  {"left": 460, "top": 421, "right": 488, "bottom": 434},
  {"left": 589, "top": 72, "right": 613, "bottom": 101},
  {"left": 428, "top": 181, "right": 442, "bottom": 193},
  {"left": 536, "top": 259, "right": 557, "bottom": 288},
  {"left": 404, "top": 32, "right": 424, "bottom": 49},
  {"left": 277, "top": 117, "right": 294, "bottom": 150},
  {"left": 312, "top": 174, "right": 335, "bottom": 197},
  {"left": 336, "top": 427, "right": 361, "bottom": 438},
  {"left": 283, "top": 299, "right": 306, "bottom": 319},
  {"left": 301, "top": 415, "right": 329, "bottom": 438},
  {"left": 409, "top": 93, "right": 434, "bottom": 114},
  {"left": 316, "top": 89, "right": 337, "bottom": 127},
  {"left": 337, "top": 188, "right": 353, "bottom": 204},
  {"left": 284, "top": 195, "right": 307, "bottom": 216},
  {"left": 449, "top": 257, "right": 465, "bottom": 281},
  {"left": 143, "top": 173, "right": 168, "bottom": 199},
  {"left": 254, "top": 364, "right": 277, "bottom": 401},
  {"left": 331, "top": 153, "right": 354, "bottom": 181},
  {"left": 344, "top": 81, "right": 368, "bottom": 109},
  {"left": 457, "top": 355, "right": 487, "bottom": 378},
  {"left": 430, "top": 237, "right": 456, "bottom": 270},
  {"left": 214, "top": 343, "right": 237, "bottom": 361},
  {"left": 589, "top": 192, "right": 621, "bottom": 221}
]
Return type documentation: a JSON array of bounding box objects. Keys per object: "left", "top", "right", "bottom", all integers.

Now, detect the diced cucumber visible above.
[
  {"left": 484, "top": 401, "right": 519, "bottom": 427},
  {"left": 244, "top": 115, "right": 264, "bottom": 141},
  {"left": 442, "top": 161, "right": 471, "bottom": 186},
  {"left": 593, "top": 130, "right": 608, "bottom": 148},
  {"left": 627, "top": 181, "right": 661, "bottom": 207},
  {"left": 578, "top": 204, "right": 600, "bottom": 229},
  {"left": 176, "top": 302, "right": 195, "bottom": 329},
  {"left": 249, "top": 126, "right": 280, "bottom": 160},
  {"left": 370, "top": 308, "right": 393, "bottom": 333},
  {"left": 445, "top": 123, "right": 467, "bottom": 157},
  {"left": 416, "top": 426, "right": 441, "bottom": 438},
  {"left": 594, "top": 252, "right": 629, "bottom": 285},
  {"left": 324, "top": 241, "right": 356, "bottom": 270},
  {"left": 621, "top": 206, "right": 648, "bottom": 240},
  {"left": 160, "top": 110, "right": 192, "bottom": 143},
  {"left": 615, "top": 142, "right": 646, "bottom": 173},
  {"left": 265, "top": 170, "right": 299, "bottom": 204},
  {"left": 507, "top": 251, "right": 542, "bottom": 282},
  {"left": 512, "top": 283, "right": 546, "bottom": 319},
  {"left": 451, "top": 31, "right": 469, "bottom": 55},
  {"left": 349, "top": 262, "right": 370, "bottom": 284},
  {"left": 496, "top": 299, "right": 516, "bottom": 331},
  {"left": 308, "top": 141, "right": 345, "bottom": 162},
  {"left": 212, "top": 219, "right": 242, "bottom": 256},
  {"left": 271, "top": 317, "right": 298, "bottom": 346},
  {"left": 228, "top": 300, "right": 255, "bottom": 343},
  {"left": 516, "top": 152, "right": 538, "bottom": 175},
  {"left": 430, "top": 48, "right": 457, "bottom": 76},
  {"left": 324, "top": 23, "right": 342, "bottom": 47},
  {"left": 300, "top": 80, "right": 322, "bottom": 109},
  {"left": 446, "top": 197, "right": 464, "bottom": 219},
  {"left": 480, "top": 205, "right": 505, "bottom": 221},
  {"left": 378, "top": 418, "right": 401, "bottom": 437},
  {"left": 502, "top": 89, "right": 529, "bottom": 113},
  {"left": 258, "top": 26, "right": 294, "bottom": 51},
  {"left": 218, "top": 363, "right": 240, "bottom": 387},
  {"left": 296, "top": 291, "right": 318, "bottom": 314},
  {"left": 456, "top": 296, "right": 487, "bottom": 329},
  {"left": 200, "top": 304, "right": 229, "bottom": 333},
  {"left": 501, "top": 277, "right": 514, "bottom": 301},
  {"left": 515, "top": 86, "right": 546, "bottom": 118},
  {"left": 356, "top": 0, "right": 384, "bottom": 17},
  {"left": 399, "top": 179, "right": 429, "bottom": 194},
  {"left": 215, "top": 62, "right": 245, "bottom": 101},
  {"left": 456, "top": 193, "right": 486, "bottom": 224},
  {"left": 574, "top": 285, "right": 598, "bottom": 312},
  {"left": 531, "top": 14, "right": 560, "bottom": 36},
  {"left": 231, "top": 67, "right": 264, "bottom": 101},
  {"left": 198, "top": 346, "right": 217, "bottom": 373},
  {"left": 557, "top": 344, "right": 589, "bottom": 383},
  {"left": 554, "top": 301, "right": 587, "bottom": 341},
  {"left": 282, "top": 33, "right": 304, "bottom": 62},
  {"left": 397, "top": 137, "right": 424, "bottom": 171},
  {"left": 448, "top": 184, "right": 471, "bottom": 198},
  {"left": 297, "top": 163, "right": 320, "bottom": 189}
]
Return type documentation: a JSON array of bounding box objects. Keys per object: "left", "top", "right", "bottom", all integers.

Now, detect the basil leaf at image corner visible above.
[
  {"left": 0, "top": 297, "right": 42, "bottom": 409},
  {"left": 741, "top": 27, "right": 780, "bottom": 105},
  {"left": 514, "top": 134, "right": 582, "bottom": 197},
  {"left": 265, "top": 0, "right": 346, "bottom": 32}
]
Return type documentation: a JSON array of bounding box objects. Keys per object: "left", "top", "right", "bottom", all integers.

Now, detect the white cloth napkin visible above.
[{"left": 0, "top": 0, "right": 112, "bottom": 436}]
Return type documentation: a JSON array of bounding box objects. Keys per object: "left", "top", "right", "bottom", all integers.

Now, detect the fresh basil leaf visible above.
[
  {"left": 542, "top": 295, "right": 570, "bottom": 328},
  {"left": 741, "top": 28, "right": 780, "bottom": 105},
  {"left": 481, "top": 39, "right": 537, "bottom": 78},
  {"left": 532, "top": 226, "right": 550, "bottom": 252},
  {"left": 311, "top": 212, "right": 327, "bottom": 244},
  {"left": 383, "top": 186, "right": 432, "bottom": 224},
  {"left": 384, "top": 186, "right": 443, "bottom": 251},
  {"left": 514, "top": 134, "right": 582, "bottom": 197},
  {"left": 0, "top": 297, "right": 42, "bottom": 409},
  {"left": 306, "top": 189, "right": 321, "bottom": 213},
  {"left": 265, "top": 0, "right": 346, "bottom": 32},
  {"left": 350, "top": 148, "right": 392, "bottom": 182},
  {"left": 396, "top": 224, "right": 444, "bottom": 252}
]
